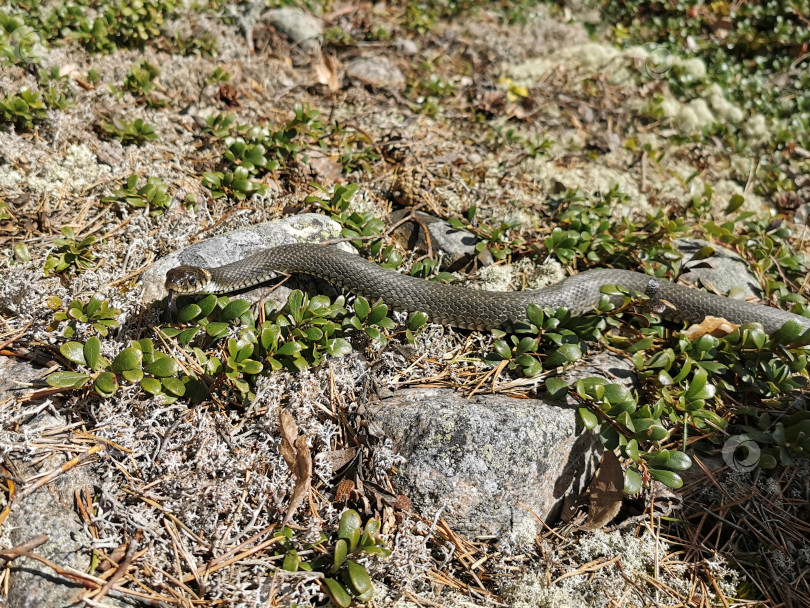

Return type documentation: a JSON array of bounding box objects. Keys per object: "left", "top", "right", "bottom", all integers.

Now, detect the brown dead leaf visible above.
[
  {"left": 580, "top": 450, "right": 624, "bottom": 531},
  {"left": 776, "top": 190, "right": 803, "bottom": 211},
  {"left": 682, "top": 315, "right": 740, "bottom": 340},
  {"left": 279, "top": 410, "right": 313, "bottom": 525},
  {"left": 709, "top": 16, "right": 733, "bottom": 40},
  {"left": 335, "top": 479, "right": 355, "bottom": 502},
  {"left": 306, "top": 153, "right": 343, "bottom": 184},
  {"left": 474, "top": 86, "right": 506, "bottom": 116},
  {"left": 314, "top": 52, "right": 341, "bottom": 92},
  {"left": 315, "top": 447, "right": 357, "bottom": 471},
  {"left": 218, "top": 84, "right": 241, "bottom": 107},
  {"left": 293, "top": 434, "right": 311, "bottom": 482},
  {"left": 285, "top": 434, "right": 312, "bottom": 524},
  {"left": 279, "top": 409, "right": 297, "bottom": 470},
  {"left": 395, "top": 494, "right": 412, "bottom": 511}
]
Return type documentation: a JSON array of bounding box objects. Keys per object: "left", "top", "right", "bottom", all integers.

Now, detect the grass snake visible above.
[{"left": 165, "top": 243, "right": 810, "bottom": 335}]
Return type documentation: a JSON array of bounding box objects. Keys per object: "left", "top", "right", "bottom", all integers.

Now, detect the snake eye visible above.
[{"left": 189, "top": 276, "right": 197, "bottom": 287}]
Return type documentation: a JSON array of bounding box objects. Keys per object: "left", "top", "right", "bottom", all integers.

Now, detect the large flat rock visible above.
[{"left": 368, "top": 387, "right": 602, "bottom": 543}]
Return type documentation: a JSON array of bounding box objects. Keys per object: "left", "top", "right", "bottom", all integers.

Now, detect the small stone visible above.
[
  {"left": 345, "top": 56, "right": 405, "bottom": 90},
  {"left": 390, "top": 210, "right": 478, "bottom": 269},
  {"left": 674, "top": 237, "right": 761, "bottom": 299},
  {"left": 393, "top": 37, "right": 419, "bottom": 56},
  {"left": 262, "top": 7, "right": 322, "bottom": 54}
]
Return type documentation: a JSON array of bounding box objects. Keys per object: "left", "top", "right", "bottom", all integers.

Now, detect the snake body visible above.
[{"left": 165, "top": 243, "right": 810, "bottom": 334}]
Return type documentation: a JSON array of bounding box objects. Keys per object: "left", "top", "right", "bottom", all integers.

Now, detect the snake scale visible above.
[{"left": 165, "top": 243, "right": 810, "bottom": 335}]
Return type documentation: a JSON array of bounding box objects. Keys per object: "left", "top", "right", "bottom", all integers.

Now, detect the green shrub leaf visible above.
[
  {"left": 47, "top": 371, "right": 91, "bottom": 388},
  {"left": 221, "top": 299, "right": 251, "bottom": 321},
  {"left": 94, "top": 371, "right": 119, "bottom": 397},
  {"left": 60, "top": 341, "right": 86, "bottom": 365},
  {"left": 141, "top": 377, "right": 162, "bottom": 395},
  {"left": 322, "top": 579, "right": 352, "bottom": 608},
  {"left": 178, "top": 303, "right": 202, "bottom": 323},
  {"left": 624, "top": 467, "right": 642, "bottom": 495},
  {"left": 144, "top": 356, "right": 179, "bottom": 377},
  {"left": 648, "top": 468, "right": 683, "bottom": 489},
  {"left": 343, "top": 560, "right": 373, "bottom": 597},
  {"left": 82, "top": 337, "right": 102, "bottom": 371},
  {"left": 111, "top": 347, "right": 143, "bottom": 372},
  {"left": 161, "top": 377, "right": 186, "bottom": 396}
]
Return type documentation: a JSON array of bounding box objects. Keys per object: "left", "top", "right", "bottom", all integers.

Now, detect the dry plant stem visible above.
[
  {"left": 5, "top": 548, "right": 106, "bottom": 589},
  {"left": 75, "top": 486, "right": 99, "bottom": 541},
  {"left": 552, "top": 554, "right": 622, "bottom": 584},
  {"left": 164, "top": 518, "right": 203, "bottom": 593},
  {"left": 516, "top": 499, "right": 568, "bottom": 542},
  {"left": 0, "top": 534, "right": 49, "bottom": 569},
  {"left": 122, "top": 488, "right": 206, "bottom": 545},
  {"left": 0, "top": 464, "right": 17, "bottom": 527},
  {"left": 466, "top": 358, "right": 507, "bottom": 397},
  {"left": 0, "top": 323, "right": 32, "bottom": 350},
  {"left": 83, "top": 531, "right": 142, "bottom": 603},
  {"left": 180, "top": 533, "right": 284, "bottom": 584},
  {"left": 703, "top": 564, "right": 731, "bottom": 608},
  {"left": 19, "top": 443, "right": 107, "bottom": 499}
]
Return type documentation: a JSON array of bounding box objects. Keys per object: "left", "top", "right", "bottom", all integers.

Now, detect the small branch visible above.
[
  {"left": 20, "top": 444, "right": 107, "bottom": 499},
  {"left": 0, "top": 534, "right": 49, "bottom": 569},
  {"left": 86, "top": 531, "right": 142, "bottom": 603}
]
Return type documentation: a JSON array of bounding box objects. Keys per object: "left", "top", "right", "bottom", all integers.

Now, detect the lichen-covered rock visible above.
[
  {"left": 368, "top": 387, "right": 602, "bottom": 544},
  {"left": 4, "top": 413, "right": 126, "bottom": 608},
  {"left": 675, "top": 237, "right": 761, "bottom": 299},
  {"left": 390, "top": 209, "right": 479, "bottom": 269},
  {"left": 141, "top": 213, "right": 348, "bottom": 302}
]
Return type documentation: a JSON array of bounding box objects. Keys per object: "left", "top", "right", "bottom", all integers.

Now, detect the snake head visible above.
[{"left": 165, "top": 266, "right": 211, "bottom": 295}]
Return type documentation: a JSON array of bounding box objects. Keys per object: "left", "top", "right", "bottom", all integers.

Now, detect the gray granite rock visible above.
[
  {"left": 262, "top": 7, "right": 322, "bottom": 54},
  {"left": 674, "top": 237, "right": 760, "bottom": 299},
  {"left": 345, "top": 56, "right": 406, "bottom": 90},
  {"left": 390, "top": 210, "right": 479, "bottom": 269},
  {"left": 0, "top": 352, "right": 45, "bottom": 403},
  {"left": 367, "top": 387, "right": 602, "bottom": 543},
  {"left": 141, "top": 213, "right": 349, "bottom": 303},
  {"left": 4, "top": 414, "right": 125, "bottom": 608}
]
